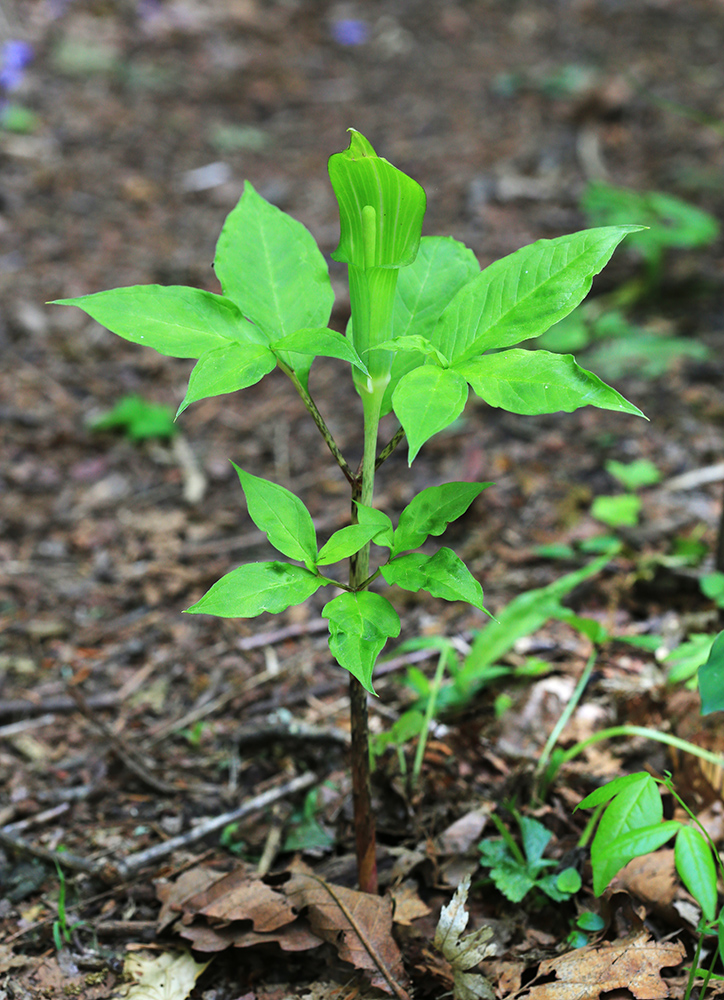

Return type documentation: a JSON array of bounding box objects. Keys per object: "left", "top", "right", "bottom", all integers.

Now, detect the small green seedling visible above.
[
  {"left": 566, "top": 910, "right": 606, "bottom": 950},
  {"left": 578, "top": 771, "right": 724, "bottom": 1000},
  {"left": 53, "top": 130, "right": 644, "bottom": 891},
  {"left": 52, "top": 859, "right": 86, "bottom": 951},
  {"left": 283, "top": 787, "right": 335, "bottom": 853},
  {"left": 90, "top": 393, "right": 178, "bottom": 441},
  {"left": 539, "top": 305, "right": 710, "bottom": 381},
  {"left": 478, "top": 809, "right": 581, "bottom": 905},
  {"left": 590, "top": 457, "right": 662, "bottom": 531}
]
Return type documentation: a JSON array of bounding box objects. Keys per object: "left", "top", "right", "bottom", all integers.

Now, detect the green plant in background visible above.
[
  {"left": 53, "top": 130, "right": 645, "bottom": 892},
  {"left": 52, "top": 859, "right": 86, "bottom": 951},
  {"left": 581, "top": 181, "right": 719, "bottom": 286},
  {"left": 701, "top": 573, "right": 724, "bottom": 610},
  {"left": 578, "top": 771, "right": 724, "bottom": 1000},
  {"left": 590, "top": 457, "right": 662, "bottom": 531},
  {"left": 538, "top": 305, "right": 710, "bottom": 381},
  {"left": 478, "top": 808, "right": 581, "bottom": 905},
  {"left": 283, "top": 787, "right": 336, "bottom": 853},
  {"left": 89, "top": 393, "right": 178, "bottom": 442}
]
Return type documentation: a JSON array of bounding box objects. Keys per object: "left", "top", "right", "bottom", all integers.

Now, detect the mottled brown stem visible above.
[
  {"left": 375, "top": 424, "right": 405, "bottom": 470},
  {"left": 345, "top": 384, "right": 384, "bottom": 894},
  {"left": 348, "top": 674, "right": 377, "bottom": 893},
  {"left": 278, "top": 360, "right": 355, "bottom": 485}
]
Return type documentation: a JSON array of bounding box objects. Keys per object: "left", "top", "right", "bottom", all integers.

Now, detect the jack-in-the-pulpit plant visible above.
[{"left": 54, "top": 130, "right": 644, "bottom": 892}]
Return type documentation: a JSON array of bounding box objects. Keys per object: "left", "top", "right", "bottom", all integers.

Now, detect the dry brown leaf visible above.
[
  {"left": 156, "top": 863, "right": 297, "bottom": 933},
  {"left": 285, "top": 867, "right": 410, "bottom": 999},
  {"left": 183, "top": 866, "right": 297, "bottom": 931},
  {"left": 518, "top": 931, "right": 684, "bottom": 1000},
  {"left": 156, "top": 866, "right": 220, "bottom": 931},
  {"left": 614, "top": 851, "right": 678, "bottom": 912},
  {"left": 178, "top": 919, "right": 322, "bottom": 953},
  {"left": 390, "top": 880, "right": 432, "bottom": 926}
]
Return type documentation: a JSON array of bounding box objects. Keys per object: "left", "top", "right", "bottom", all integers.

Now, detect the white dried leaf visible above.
[
  {"left": 120, "top": 949, "right": 211, "bottom": 1000},
  {"left": 433, "top": 875, "right": 496, "bottom": 1000}
]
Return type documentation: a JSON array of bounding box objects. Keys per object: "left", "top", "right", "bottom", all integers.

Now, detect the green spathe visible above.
[{"left": 328, "top": 130, "right": 427, "bottom": 270}]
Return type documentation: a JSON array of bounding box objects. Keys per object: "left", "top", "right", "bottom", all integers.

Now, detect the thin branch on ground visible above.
[{"left": 114, "top": 771, "right": 318, "bottom": 878}]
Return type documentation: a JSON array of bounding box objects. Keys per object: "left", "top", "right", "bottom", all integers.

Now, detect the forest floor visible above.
[{"left": 2, "top": 1, "right": 724, "bottom": 998}]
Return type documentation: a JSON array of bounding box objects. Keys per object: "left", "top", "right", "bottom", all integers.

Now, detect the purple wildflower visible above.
[
  {"left": 0, "top": 40, "right": 34, "bottom": 92},
  {"left": 331, "top": 19, "right": 369, "bottom": 46}
]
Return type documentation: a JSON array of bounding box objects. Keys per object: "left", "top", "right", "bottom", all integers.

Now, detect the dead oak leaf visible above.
[
  {"left": 178, "top": 919, "right": 322, "bottom": 953},
  {"left": 517, "top": 932, "right": 685, "bottom": 1000},
  {"left": 390, "top": 879, "right": 432, "bottom": 926},
  {"left": 285, "top": 867, "right": 410, "bottom": 999},
  {"left": 157, "top": 863, "right": 297, "bottom": 934}
]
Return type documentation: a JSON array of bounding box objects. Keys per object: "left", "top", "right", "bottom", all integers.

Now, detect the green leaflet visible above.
[
  {"left": 52, "top": 285, "right": 252, "bottom": 359},
  {"left": 457, "top": 350, "right": 645, "bottom": 418},
  {"left": 577, "top": 772, "right": 653, "bottom": 811},
  {"left": 185, "top": 562, "right": 323, "bottom": 618},
  {"left": 271, "top": 327, "right": 368, "bottom": 374},
  {"left": 233, "top": 465, "right": 317, "bottom": 567},
  {"left": 392, "top": 481, "right": 491, "bottom": 556},
  {"left": 591, "top": 822, "right": 681, "bottom": 896},
  {"left": 328, "top": 129, "right": 426, "bottom": 270},
  {"left": 699, "top": 630, "right": 724, "bottom": 716},
  {"left": 392, "top": 236, "right": 480, "bottom": 341},
  {"left": 381, "top": 236, "right": 480, "bottom": 414},
  {"left": 392, "top": 365, "right": 469, "bottom": 464},
  {"left": 433, "top": 226, "right": 644, "bottom": 364},
  {"left": 354, "top": 503, "right": 394, "bottom": 549},
  {"left": 322, "top": 591, "right": 401, "bottom": 694},
  {"left": 214, "top": 182, "right": 334, "bottom": 341},
  {"left": 589, "top": 774, "right": 682, "bottom": 895},
  {"left": 381, "top": 548, "right": 487, "bottom": 612},
  {"left": 675, "top": 825, "right": 717, "bottom": 922},
  {"left": 316, "top": 524, "right": 382, "bottom": 566},
  {"left": 376, "top": 334, "right": 450, "bottom": 367},
  {"left": 178, "top": 342, "right": 277, "bottom": 415}
]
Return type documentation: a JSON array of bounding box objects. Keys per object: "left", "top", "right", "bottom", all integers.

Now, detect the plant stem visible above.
[
  {"left": 347, "top": 381, "right": 386, "bottom": 894},
  {"left": 554, "top": 725, "right": 724, "bottom": 777},
  {"left": 278, "top": 360, "right": 355, "bottom": 485},
  {"left": 534, "top": 646, "right": 598, "bottom": 800},
  {"left": 376, "top": 425, "right": 405, "bottom": 470},
  {"left": 411, "top": 646, "right": 448, "bottom": 789}
]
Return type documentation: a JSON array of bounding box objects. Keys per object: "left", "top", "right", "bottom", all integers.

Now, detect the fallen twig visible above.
[
  {"left": 114, "top": 771, "right": 318, "bottom": 878},
  {"left": 0, "top": 827, "right": 101, "bottom": 877},
  {"left": 0, "top": 692, "right": 119, "bottom": 720}
]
